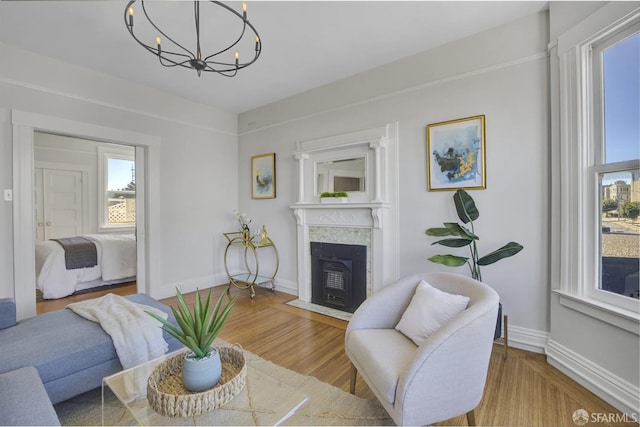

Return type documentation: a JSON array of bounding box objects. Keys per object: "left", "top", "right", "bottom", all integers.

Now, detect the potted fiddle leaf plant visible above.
[
  {"left": 425, "top": 189, "right": 523, "bottom": 339},
  {"left": 147, "top": 288, "right": 236, "bottom": 392}
]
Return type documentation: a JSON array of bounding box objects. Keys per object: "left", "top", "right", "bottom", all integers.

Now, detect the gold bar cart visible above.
[{"left": 223, "top": 231, "right": 279, "bottom": 298}]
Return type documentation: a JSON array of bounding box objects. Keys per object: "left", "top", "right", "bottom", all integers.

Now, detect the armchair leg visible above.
[
  {"left": 466, "top": 409, "right": 476, "bottom": 426},
  {"left": 349, "top": 362, "right": 357, "bottom": 394},
  {"left": 504, "top": 314, "right": 509, "bottom": 360}
]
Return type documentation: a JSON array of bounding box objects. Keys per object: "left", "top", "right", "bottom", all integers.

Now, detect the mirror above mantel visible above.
[
  {"left": 316, "top": 157, "right": 366, "bottom": 195},
  {"left": 293, "top": 125, "right": 393, "bottom": 205}
]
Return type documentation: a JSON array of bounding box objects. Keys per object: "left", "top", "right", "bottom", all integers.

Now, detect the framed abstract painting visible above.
[
  {"left": 251, "top": 153, "right": 276, "bottom": 199},
  {"left": 426, "top": 115, "right": 486, "bottom": 191}
]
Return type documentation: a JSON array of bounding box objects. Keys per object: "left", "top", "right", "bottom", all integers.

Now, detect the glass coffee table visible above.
[{"left": 102, "top": 349, "right": 311, "bottom": 426}]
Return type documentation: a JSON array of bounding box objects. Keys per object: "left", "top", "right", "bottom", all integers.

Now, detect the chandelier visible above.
[{"left": 124, "top": 1, "right": 262, "bottom": 77}]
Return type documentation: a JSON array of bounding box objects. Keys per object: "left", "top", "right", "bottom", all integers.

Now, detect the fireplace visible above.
[
  {"left": 290, "top": 123, "right": 400, "bottom": 311},
  {"left": 311, "top": 242, "right": 366, "bottom": 313}
]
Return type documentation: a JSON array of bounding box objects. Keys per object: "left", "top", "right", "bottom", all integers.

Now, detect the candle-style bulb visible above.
[
  {"left": 128, "top": 6, "right": 134, "bottom": 16},
  {"left": 128, "top": 6, "right": 134, "bottom": 26},
  {"left": 235, "top": 51, "right": 239, "bottom": 66},
  {"left": 255, "top": 36, "right": 260, "bottom": 51},
  {"left": 156, "top": 36, "right": 161, "bottom": 46},
  {"left": 242, "top": 2, "right": 247, "bottom": 19}
]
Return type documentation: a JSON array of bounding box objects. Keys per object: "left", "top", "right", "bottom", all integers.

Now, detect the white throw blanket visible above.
[{"left": 67, "top": 293, "right": 169, "bottom": 369}]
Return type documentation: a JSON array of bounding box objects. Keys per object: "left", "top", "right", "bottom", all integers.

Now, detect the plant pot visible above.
[
  {"left": 494, "top": 302, "right": 503, "bottom": 340},
  {"left": 182, "top": 348, "right": 222, "bottom": 392},
  {"left": 320, "top": 197, "right": 348, "bottom": 204}
]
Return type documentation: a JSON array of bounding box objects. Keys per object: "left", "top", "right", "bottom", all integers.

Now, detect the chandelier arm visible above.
[
  {"left": 129, "top": 33, "right": 194, "bottom": 63},
  {"left": 203, "top": 63, "right": 238, "bottom": 77},
  {"left": 141, "top": 1, "right": 194, "bottom": 60},
  {"left": 203, "top": 22, "right": 247, "bottom": 61},
  {"left": 203, "top": 19, "right": 261, "bottom": 63},
  {"left": 158, "top": 57, "right": 194, "bottom": 69}
]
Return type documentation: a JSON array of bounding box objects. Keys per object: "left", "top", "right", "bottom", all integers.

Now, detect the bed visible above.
[{"left": 35, "top": 233, "right": 136, "bottom": 299}]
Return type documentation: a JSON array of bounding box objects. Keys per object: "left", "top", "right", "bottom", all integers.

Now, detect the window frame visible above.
[
  {"left": 97, "top": 144, "right": 136, "bottom": 232},
  {"left": 555, "top": 4, "right": 640, "bottom": 333}
]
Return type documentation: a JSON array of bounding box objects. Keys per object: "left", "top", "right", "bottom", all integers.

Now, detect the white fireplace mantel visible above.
[{"left": 290, "top": 123, "right": 399, "bottom": 304}]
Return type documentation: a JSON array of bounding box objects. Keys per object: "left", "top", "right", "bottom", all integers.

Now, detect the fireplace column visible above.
[{"left": 369, "top": 138, "right": 388, "bottom": 203}]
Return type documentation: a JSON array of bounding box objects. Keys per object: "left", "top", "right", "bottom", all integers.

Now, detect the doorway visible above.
[{"left": 12, "top": 110, "right": 160, "bottom": 321}]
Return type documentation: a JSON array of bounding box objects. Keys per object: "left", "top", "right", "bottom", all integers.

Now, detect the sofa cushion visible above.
[
  {"left": 347, "top": 328, "right": 416, "bottom": 405},
  {"left": 0, "top": 367, "right": 60, "bottom": 426},
  {"left": 395, "top": 280, "right": 470, "bottom": 346},
  {"left": 0, "top": 298, "right": 16, "bottom": 330}
]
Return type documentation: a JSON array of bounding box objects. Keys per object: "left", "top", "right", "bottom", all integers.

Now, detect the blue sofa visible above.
[{"left": 0, "top": 293, "right": 182, "bottom": 425}]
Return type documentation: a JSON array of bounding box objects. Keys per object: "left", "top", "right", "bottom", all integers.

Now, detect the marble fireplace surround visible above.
[{"left": 290, "top": 123, "right": 399, "bottom": 308}]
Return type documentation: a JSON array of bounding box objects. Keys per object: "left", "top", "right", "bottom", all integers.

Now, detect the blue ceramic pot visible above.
[{"left": 182, "top": 348, "right": 222, "bottom": 392}]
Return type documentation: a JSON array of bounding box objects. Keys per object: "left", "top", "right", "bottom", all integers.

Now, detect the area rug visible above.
[{"left": 54, "top": 344, "right": 392, "bottom": 426}]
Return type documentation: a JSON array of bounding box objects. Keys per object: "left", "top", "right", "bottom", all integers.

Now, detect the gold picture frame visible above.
[
  {"left": 251, "top": 153, "right": 276, "bottom": 199},
  {"left": 426, "top": 115, "right": 486, "bottom": 191}
]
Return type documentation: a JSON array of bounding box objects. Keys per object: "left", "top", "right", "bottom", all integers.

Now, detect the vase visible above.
[
  {"left": 320, "top": 197, "right": 348, "bottom": 204},
  {"left": 182, "top": 348, "right": 222, "bottom": 392}
]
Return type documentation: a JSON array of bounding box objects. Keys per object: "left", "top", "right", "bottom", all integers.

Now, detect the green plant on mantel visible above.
[
  {"left": 320, "top": 191, "right": 348, "bottom": 198},
  {"left": 147, "top": 288, "right": 236, "bottom": 360},
  {"left": 425, "top": 189, "right": 523, "bottom": 281}
]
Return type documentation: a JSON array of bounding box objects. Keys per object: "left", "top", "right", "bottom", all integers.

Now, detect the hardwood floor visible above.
[
  {"left": 37, "top": 283, "right": 636, "bottom": 426},
  {"left": 36, "top": 282, "right": 138, "bottom": 314}
]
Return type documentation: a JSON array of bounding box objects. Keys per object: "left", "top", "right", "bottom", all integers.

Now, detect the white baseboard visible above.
[
  {"left": 507, "top": 324, "right": 550, "bottom": 354},
  {"left": 151, "top": 274, "right": 227, "bottom": 300},
  {"left": 273, "top": 278, "right": 298, "bottom": 296},
  {"left": 547, "top": 339, "right": 639, "bottom": 415}
]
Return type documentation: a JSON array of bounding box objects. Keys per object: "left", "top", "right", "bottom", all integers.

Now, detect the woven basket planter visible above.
[{"left": 147, "top": 346, "right": 247, "bottom": 417}]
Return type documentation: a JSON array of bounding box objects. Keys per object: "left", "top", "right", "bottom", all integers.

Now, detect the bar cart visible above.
[{"left": 223, "top": 230, "right": 279, "bottom": 298}]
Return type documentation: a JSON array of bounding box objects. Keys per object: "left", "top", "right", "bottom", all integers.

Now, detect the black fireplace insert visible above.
[{"left": 310, "top": 242, "right": 366, "bottom": 313}]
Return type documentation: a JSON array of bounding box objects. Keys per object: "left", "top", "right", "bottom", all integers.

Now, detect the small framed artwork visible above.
[
  {"left": 251, "top": 153, "right": 276, "bottom": 199},
  {"left": 426, "top": 115, "right": 486, "bottom": 191}
]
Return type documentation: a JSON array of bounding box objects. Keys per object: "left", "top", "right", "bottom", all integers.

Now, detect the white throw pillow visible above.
[{"left": 395, "top": 280, "right": 470, "bottom": 346}]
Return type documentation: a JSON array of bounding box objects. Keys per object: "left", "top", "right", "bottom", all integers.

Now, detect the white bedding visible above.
[{"left": 36, "top": 233, "right": 136, "bottom": 299}]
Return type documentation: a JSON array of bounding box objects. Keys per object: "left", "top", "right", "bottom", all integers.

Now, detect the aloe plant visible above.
[
  {"left": 147, "top": 288, "right": 236, "bottom": 360},
  {"left": 425, "top": 189, "right": 523, "bottom": 281}
]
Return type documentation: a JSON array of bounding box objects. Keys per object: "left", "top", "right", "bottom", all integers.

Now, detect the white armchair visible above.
[{"left": 345, "top": 272, "right": 499, "bottom": 426}]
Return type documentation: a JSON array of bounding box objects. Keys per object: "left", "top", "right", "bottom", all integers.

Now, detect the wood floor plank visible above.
[{"left": 36, "top": 283, "right": 636, "bottom": 426}]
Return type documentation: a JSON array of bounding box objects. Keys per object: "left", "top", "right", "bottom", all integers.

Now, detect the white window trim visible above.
[
  {"left": 555, "top": 3, "right": 640, "bottom": 334},
  {"left": 98, "top": 144, "right": 136, "bottom": 232}
]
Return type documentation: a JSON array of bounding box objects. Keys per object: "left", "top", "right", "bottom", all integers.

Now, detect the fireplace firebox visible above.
[{"left": 311, "top": 242, "right": 366, "bottom": 313}]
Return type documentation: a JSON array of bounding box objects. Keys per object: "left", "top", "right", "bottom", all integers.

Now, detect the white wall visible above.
[
  {"left": 238, "top": 12, "right": 551, "bottom": 338},
  {"left": 0, "top": 41, "right": 239, "bottom": 301}
]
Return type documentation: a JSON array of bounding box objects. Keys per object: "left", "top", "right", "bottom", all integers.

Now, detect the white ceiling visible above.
[{"left": 0, "top": 1, "right": 548, "bottom": 114}]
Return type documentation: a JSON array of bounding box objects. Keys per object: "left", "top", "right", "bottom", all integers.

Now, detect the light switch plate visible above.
[{"left": 4, "top": 189, "right": 12, "bottom": 201}]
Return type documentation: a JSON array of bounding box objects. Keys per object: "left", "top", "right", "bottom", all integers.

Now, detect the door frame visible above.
[{"left": 12, "top": 110, "right": 161, "bottom": 320}]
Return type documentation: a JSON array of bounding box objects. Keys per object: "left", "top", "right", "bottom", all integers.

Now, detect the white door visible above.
[{"left": 35, "top": 168, "right": 84, "bottom": 240}]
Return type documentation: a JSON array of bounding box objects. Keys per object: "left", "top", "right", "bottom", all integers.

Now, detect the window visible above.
[
  {"left": 556, "top": 5, "right": 640, "bottom": 325},
  {"left": 593, "top": 29, "right": 639, "bottom": 305},
  {"left": 98, "top": 145, "right": 136, "bottom": 229}
]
